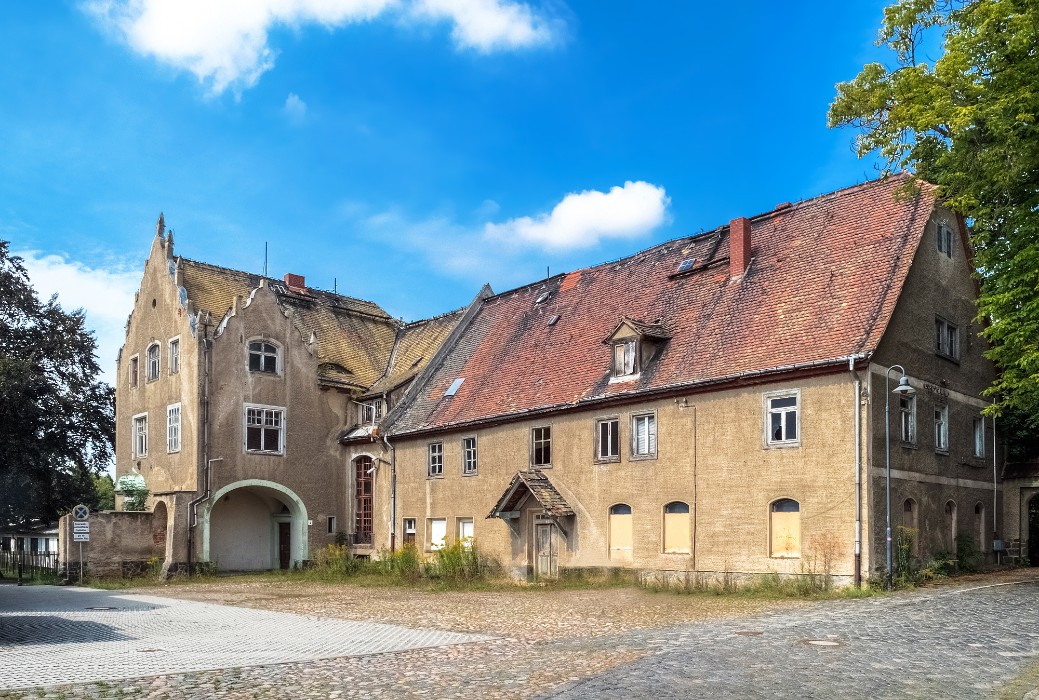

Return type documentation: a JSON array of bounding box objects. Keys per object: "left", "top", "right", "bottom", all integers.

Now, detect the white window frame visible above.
[
  {"left": 764, "top": 390, "right": 800, "bottom": 447},
  {"left": 146, "top": 343, "right": 160, "bottom": 381},
  {"left": 457, "top": 517, "right": 474, "bottom": 548},
  {"left": 462, "top": 436, "right": 478, "bottom": 476},
  {"left": 166, "top": 403, "right": 181, "bottom": 453},
  {"left": 244, "top": 403, "right": 285, "bottom": 455},
  {"left": 935, "top": 316, "right": 960, "bottom": 361},
  {"left": 531, "top": 426, "right": 552, "bottom": 467},
  {"left": 595, "top": 417, "right": 621, "bottom": 462},
  {"left": 631, "top": 412, "right": 657, "bottom": 459},
  {"left": 428, "top": 442, "right": 444, "bottom": 478},
  {"left": 247, "top": 339, "right": 281, "bottom": 374},
  {"left": 899, "top": 394, "right": 916, "bottom": 445},
  {"left": 327, "top": 516, "right": 337, "bottom": 534},
  {"left": 168, "top": 337, "right": 180, "bottom": 375},
  {"left": 361, "top": 399, "right": 383, "bottom": 424},
  {"left": 934, "top": 404, "right": 949, "bottom": 453},
  {"left": 132, "top": 412, "right": 148, "bottom": 458},
  {"left": 973, "top": 416, "right": 985, "bottom": 458}
]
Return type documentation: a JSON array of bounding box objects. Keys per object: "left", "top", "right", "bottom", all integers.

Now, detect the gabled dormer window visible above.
[{"left": 604, "top": 318, "right": 670, "bottom": 380}]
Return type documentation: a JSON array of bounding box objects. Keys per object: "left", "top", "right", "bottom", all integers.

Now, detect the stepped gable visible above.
[{"left": 390, "top": 175, "right": 936, "bottom": 435}]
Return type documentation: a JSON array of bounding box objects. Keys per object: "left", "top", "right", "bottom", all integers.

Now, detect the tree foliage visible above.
[
  {"left": 829, "top": 0, "right": 1039, "bottom": 425},
  {"left": 0, "top": 241, "right": 115, "bottom": 525}
]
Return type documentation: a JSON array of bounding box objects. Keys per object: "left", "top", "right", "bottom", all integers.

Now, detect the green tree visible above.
[
  {"left": 0, "top": 241, "right": 115, "bottom": 525},
  {"left": 828, "top": 0, "right": 1039, "bottom": 424},
  {"left": 93, "top": 473, "right": 115, "bottom": 511}
]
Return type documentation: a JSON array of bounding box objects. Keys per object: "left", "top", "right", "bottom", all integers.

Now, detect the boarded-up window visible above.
[
  {"left": 770, "top": 499, "right": 800, "bottom": 558},
  {"left": 608, "top": 504, "right": 633, "bottom": 562},
  {"left": 663, "top": 501, "right": 690, "bottom": 554},
  {"left": 428, "top": 518, "right": 447, "bottom": 550}
]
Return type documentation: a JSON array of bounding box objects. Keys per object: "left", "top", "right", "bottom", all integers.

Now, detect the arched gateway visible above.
[{"left": 201, "top": 480, "right": 309, "bottom": 571}]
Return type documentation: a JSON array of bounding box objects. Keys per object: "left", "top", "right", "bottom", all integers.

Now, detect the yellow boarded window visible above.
[
  {"left": 609, "top": 504, "right": 633, "bottom": 562},
  {"left": 663, "top": 501, "right": 691, "bottom": 553},
  {"left": 770, "top": 499, "right": 800, "bottom": 558}
]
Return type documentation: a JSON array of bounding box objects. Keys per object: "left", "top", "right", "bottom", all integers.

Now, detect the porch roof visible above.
[{"left": 487, "top": 469, "right": 574, "bottom": 519}]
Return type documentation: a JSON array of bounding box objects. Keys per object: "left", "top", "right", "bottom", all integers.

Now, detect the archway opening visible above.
[{"left": 205, "top": 481, "right": 307, "bottom": 571}]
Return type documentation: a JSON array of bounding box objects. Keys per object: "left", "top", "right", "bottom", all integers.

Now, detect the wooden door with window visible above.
[
  {"left": 278, "top": 522, "right": 290, "bottom": 569},
  {"left": 354, "top": 457, "right": 374, "bottom": 545},
  {"left": 534, "top": 521, "right": 557, "bottom": 579}
]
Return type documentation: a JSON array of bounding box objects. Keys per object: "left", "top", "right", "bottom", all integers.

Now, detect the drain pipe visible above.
[
  {"left": 382, "top": 432, "right": 396, "bottom": 553},
  {"left": 187, "top": 324, "right": 213, "bottom": 574},
  {"left": 992, "top": 416, "right": 998, "bottom": 543}
]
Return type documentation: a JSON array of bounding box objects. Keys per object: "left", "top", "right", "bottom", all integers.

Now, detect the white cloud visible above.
[
  {"left": 283, "top": 92, "right": 308, "bottom": 123},
  {"left": 85, "top": 0, "right": 560, "bottom": 95},
  {"left": 410, "top": 0, "right": 559, "bottom": 52},
  {"left": 485, "top": 181, "right": 670, "bottom": 250},
  {"left": 15, "top": 250, "right": 140, "bottom": 385}
]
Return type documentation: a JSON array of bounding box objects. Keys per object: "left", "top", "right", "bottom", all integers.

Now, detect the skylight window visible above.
[
  {"left": 445, "top": 378, "right": 465, "bottom": 396},
  {"left": 534, "top": 291, "right": 551, "bottom": 304},
  {"left": 677, "top": 258, "right": 696, "bottom": 273},
  {"left": 547, "top": 315, "right": 560, "bottom": 326}
]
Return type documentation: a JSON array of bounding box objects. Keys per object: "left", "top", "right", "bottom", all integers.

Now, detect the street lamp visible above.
[{"left": 885, "top": 365, "right": 916, "bottom": 589}]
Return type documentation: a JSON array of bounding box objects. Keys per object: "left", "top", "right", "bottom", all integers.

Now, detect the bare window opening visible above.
[
  {"left": 900, "top": 395, "right": 916, "bottom": 444},
  {"left": 612, "top": 340, "right": 638, "bottom": 377},
  {"left": 937, "top": 222, "right": 954, "bottom": 258},
  {"left": 428, "top": 442, "right": 444, "bottom": 477},
  {"left": 462, "top": 436, "right": 478, "bottom": 475},
  {"left": 596, "top": 418, "right": 620, "bottom": 461},
  {"left": 249, "top": 341, "right": 279, "bottom": 373},
  {"left": 935, "top": 317, "right": 960, "bottom": 360}
]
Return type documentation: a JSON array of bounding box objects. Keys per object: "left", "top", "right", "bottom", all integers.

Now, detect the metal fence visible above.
[{"left": 0, "top": 550, "right": 60, "bottom": 581}]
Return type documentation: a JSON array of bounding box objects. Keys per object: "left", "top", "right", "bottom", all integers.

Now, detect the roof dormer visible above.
[{"left": 604, "top": 318, "right": 670, "bottom": 381}]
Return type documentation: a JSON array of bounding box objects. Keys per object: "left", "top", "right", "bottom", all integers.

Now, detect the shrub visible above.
[{"left": 955, "top": 533, "right": 982, "bottom": 572}]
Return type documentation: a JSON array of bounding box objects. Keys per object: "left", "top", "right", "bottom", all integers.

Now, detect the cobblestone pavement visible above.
[
  {"left": 548, "top": 578, "right": 1039, "bottom": 699},
  {"left": 1, "top": 572, "right": 1037, "bottom": 699}
]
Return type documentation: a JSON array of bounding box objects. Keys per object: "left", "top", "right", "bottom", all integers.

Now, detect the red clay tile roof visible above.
[{"left": 388, "top": 175, "right": 936, "bottom": 436}]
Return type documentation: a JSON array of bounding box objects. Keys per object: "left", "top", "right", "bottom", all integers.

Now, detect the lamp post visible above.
[{"left": 885, "top": 365, "right": 916, "bottom": 589}]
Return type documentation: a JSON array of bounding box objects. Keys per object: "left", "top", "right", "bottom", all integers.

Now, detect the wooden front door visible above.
[
  {"left": 278, "top": 522, "right": 290, "bottom": 569},
  {"left": 535, "top": 522, "right": 557, "bottom": 579}
]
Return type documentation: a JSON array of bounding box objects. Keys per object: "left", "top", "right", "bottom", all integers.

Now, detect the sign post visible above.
[{"left": 72, "top": 504, "right": 89, "bottom": 583}]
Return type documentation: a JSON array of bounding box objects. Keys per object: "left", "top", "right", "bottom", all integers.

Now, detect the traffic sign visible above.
[
  {"left": 73, "top": 521, "right": 89, "bottom": 533},
  {"left": 72, "top": 504, "right": 89, "bottom": 520},
  {"left": 73, "top": 533, "right": 89, "bottom": 542}
]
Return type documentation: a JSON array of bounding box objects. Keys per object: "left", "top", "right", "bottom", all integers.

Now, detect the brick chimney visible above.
[
  {"left": 284, "top": 273, "right": 306, "bottom": 291},
  {"left": 729, "top": 217, "right": 752, "bottom": 278}
]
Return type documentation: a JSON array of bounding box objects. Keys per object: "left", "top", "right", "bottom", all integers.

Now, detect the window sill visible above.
[
  {"left": 427, "top": 474, "right": 444, "bottom": 480},
  {"left": 935, "top": 352, "right": 961, "bottom": 364},
  {"left": 770, "top": 554, "right": 801, "bottom": 559},
  {"left": 594, "top": 457, "right": 620, "bottom": 464},
  {"left": 246, "top": 450, "right": 284, "bottom": 456},
  {"left": 609, "top": 373, "right": 640, "bottom": 384},
  {"left": 764, "top": 441, "right": 801, "bottom": 450},
  {"left": 935, "top": 449, "right": 950, "bottom": 456},
  {"left": 900, "top": 442, "right": 918, "bottom": 450},
  {"left": 461, "top": 472, "right": 478, "bottom": 477},
  {"left": 167, "top": 449, "right": 181, "bottom": 455},
  {"left": 630, "top": 453, "right": 657, "bottom": 461},
  {"left": 531, "top": 464, "right": 552, "bottom": 469}
]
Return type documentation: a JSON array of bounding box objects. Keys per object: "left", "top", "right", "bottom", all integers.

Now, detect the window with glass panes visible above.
[
  {"left": 596, "top": 418, "right": 620, "bottom": 461},
  {"left": 631, "top": 413, "right": 656, "bottom": 457},
  {"left": 246, "top": 406, "right": 283, "bottom": 453}
]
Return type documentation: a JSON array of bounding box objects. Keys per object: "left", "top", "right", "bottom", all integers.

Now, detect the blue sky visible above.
[{"left": 1, "top": 1, "right": 893, "bottom": 382}]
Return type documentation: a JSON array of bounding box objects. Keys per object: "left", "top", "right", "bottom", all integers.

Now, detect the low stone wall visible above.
[{"left": 58, "top": 510, "right": 164, "bottom": 579}]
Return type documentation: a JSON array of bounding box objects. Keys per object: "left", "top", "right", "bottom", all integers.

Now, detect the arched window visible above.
[
  {"left": 608, "top": 504, "right": 633, "bottom": 562},
  {"left": 146, "top": 343, "right": 160, "bottom": 381},
  {"left": 663, "top": 501, "right": 691, "bottom": 554},
  {"left": 945, "top": 500, "right": 958, "bottom": 549},
  {"left": 769, "top": 499, "right": 800, "bottom": 558},
  {"left": 248, "top": 340, "right": 280, "bottom": 374}
]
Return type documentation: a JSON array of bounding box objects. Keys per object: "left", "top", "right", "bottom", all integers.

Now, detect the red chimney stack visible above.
[
  {"left": 729, "top": 217, "right": 752, "bottom": 278},
  {"left": 284, "top": 273, "right": 306, "bottom": 290}
]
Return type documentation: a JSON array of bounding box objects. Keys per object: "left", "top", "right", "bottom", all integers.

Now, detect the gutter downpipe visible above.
[
  {"left": 992, "top": 416, "right": 998, "bottom": 545},
  {"left": 187, "top": 323, "right": 212, "bottom": 574},
  {"left": 383, "top": 432, "right": 396, "bottom": 554},
  {"left": 848, "top": 354, "right": 865, "bottom": 588}
]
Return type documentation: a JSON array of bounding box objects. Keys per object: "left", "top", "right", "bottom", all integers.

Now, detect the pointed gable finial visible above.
[{"left": 156, "top": 212, "right": 165, "bottom": 239}]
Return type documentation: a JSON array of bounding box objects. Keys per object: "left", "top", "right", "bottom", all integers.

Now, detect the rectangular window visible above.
[
  {"left": 935, "top": 404, "right": 949, "bottom": 452},
  {"left": 245, "top": 406, "right": 284, "bottom": 454},
  {"left": 766, "top": 392, "right": 799, "bottom": 445},
  {"left": 327, "top": 516, "right": 336, "bottom": 534},
  {"left": 428, "top": 518, "right": 447, "bottom": 551},
  {"left": 361, "top": 399, "right": 383, "bottom": 424},
  {"left": 631, "top": 413, "right": 657, "bottom": 458},
  {"left": 973, "top": 417, "right": 985, "bottom": 458},
  {"left": 403, "top": 518, "right": 417, "bottom": 546},
  {"left": 166, "top": 404, "right": 181, "bottom": 453},
  {"left": 462, "top": 436, "right": 478, "bottom": 475},
  {"left": 936, "top": 222, "right": 954, "bottom": 258},
  {"left": 248, "top": 341, "right": 279, "bottom": 373},
  {"left": 428, "top": 442, "right": 443, "bottom": 477},
  {"left": 169, "top": 338, "right": 179, "bottom": 374},
  {"left": 612, "top": 340, "right": 637, "bottom": 376},
  {"left": 935, "top": 317, "right": 960, "bottom": 360},
  {"left": 899, "top": 395, "right": 916, "bottom": 444},
  {"left": 129, "top": 355, "right": 139, "bottom": 388},
  {"left": 457, "top": 517, "right": 474, "bottom": 547},
  {"left": 147, "top": 344, "right": 160, "bottom": 381},
  {"left": 532, "top": 426, "right": 552, "bottom": 467},
  {"left": 133, "top": 413, "right": 148, "bottom": 457},
  {"left": 596, "top": 418, "right": 620, "bottom": 461}
]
